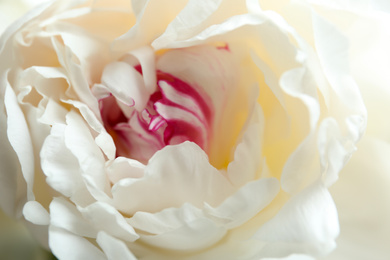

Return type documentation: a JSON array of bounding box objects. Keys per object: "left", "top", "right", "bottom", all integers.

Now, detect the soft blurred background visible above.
[{"left": 0, "top": 210, "right": 55, "bottom": 260}]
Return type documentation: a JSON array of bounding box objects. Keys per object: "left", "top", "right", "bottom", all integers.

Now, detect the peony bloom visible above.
[{"left": 0, "top": 0, "right": 369, "bottom": 259}]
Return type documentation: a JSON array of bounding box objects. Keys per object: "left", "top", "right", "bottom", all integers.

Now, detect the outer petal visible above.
[
  {"left": 23, "top": 200, "right": 50, "bottom": 226},
  {"left": 50, "top": 197, "right": 96, "bottom": 238},
  {"left": 0, "top": 80, "right": 22, "bottom": 216},
  {"left": 253, "top": 182, "right": 339, "bottom": 258},
  {"left": 4, "top": 84, "right": 35, "bottom": 201},
  {"left": 64, "top": 111, "right": 111, "bottom": 202},
  {"left": 49, "top": 226, "right": 106, "bottom": 260},
  {"left": 130, "top": 203, "right": 227, "bottom": 251},
  {"left": 97, "top": 231, "right": 137, "bottom": 260},
  {"left": 40, "top": 124, "right": 86, "bottom": 199},
  {"left": 126, "top": 177, "right": 279, "bottom": 258},
  {"left": 113, "top": 0, "right": 188, "bottom": 51},
  {"left": 79, "top": 202, "right": 139, "bottom": 242},
  {"left": 111, "top": 142, "right": 235, "bottom": 215},
  {"left": 312, "top": 10, "right": 366, "bottom": 134},
  {"left": 204, "top": 177, "right": 280, "bottom": 229},
  {"left": 227, "top": 103, "right": 264, "bottom": 187}
]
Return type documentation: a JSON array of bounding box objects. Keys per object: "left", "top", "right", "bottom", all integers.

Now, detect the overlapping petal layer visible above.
[{"left": 0, "top": 0, "right": 368, "bottom": 259}]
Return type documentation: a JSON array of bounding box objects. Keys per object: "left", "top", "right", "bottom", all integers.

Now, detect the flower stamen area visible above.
[{"left": 99, "top": 68, "right": 213, "bottom": 164}]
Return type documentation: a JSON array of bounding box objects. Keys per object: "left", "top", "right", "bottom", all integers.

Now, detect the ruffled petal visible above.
[
  {"left": 64, "top": 111, "right": 111, "bottom": 202},
  {"left": 97, "top": 231, "right": 138, "bottom": 260},
  {"left": 253, "top": 182, "right": 339, "bottom": 258},
  {"left": 4, "top": 84, "right": 35, "bottom": 201},
  {"left": 130, "top": 203, "right": 227, "bottom": 251},
  {"left": 49, "top": 225, "right": 106, "bottom": 260},
  {"left": 111, "top": 142, "right": 235, "bottom": 215},
  {"left": 40, "top": 122, "right": 95, "bottom": 207},
  {"left": 23, "top": 200, "right": 50, "bottom": 226},
  {"left": 79, "top": 202, "right": 139, "bottom": 242},
  {"left": 204, "top": 177, "right": 280, "bottom": 229}
]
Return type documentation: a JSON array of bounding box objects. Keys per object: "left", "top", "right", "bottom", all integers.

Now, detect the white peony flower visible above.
[{"left": 0, "top": 0, "right": 369, "bottom": 259}]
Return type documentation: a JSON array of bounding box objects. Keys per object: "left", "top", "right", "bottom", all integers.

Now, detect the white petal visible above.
[
  {"left": 246, "top": 0, "right": 263, "bottom": 13},
  {"left": 153, "top": 13, "right": 265, "bottom": 49},
  {"left": 101, "top": 61, "right": 150, "bottom": 111},
  {"left": 126, "top": 46, "right": 157, "bottom": 94},
  {"left": 23, "top": 200, "right": 49, "bottom": 226},
  {"left": 50, "top": 35, "right": 100, "bottom": 115},
  {"left": 79, "top": 202, "right": 139, "bottom": 242},
  {"left": 107, "top": 157, "right": 145, "bottom": 184},
  {"left": 129, "top": 203, "right": 204, "bottom": 235},
  {"left": 64, "top": 100, "right": 116, "bottom": 160},
  {"left": 50, "top": 197, "right": 96, "bottom": 238},
  {"left": 38, "top": 98, "right": 68, "bottom": 125},
  {"left": 227, "top": 103, "right": 264, "bottom": 186},
  {"left": 253, "top": 182, "right": 339, "bottom": 258},
  {"left": 312, "top": 10, "right": 366, "bottom": 126},
  {"left": 97, "top": 231, "right": 137, "bottom": 260},
  {"left": 317, "top": 118, "right": 354, "bottom": 187},
  {"left": 112, "top": 142, "right": 234, "bottom": 215},
  {"left": 141, "top": 218, "right": 226, "bottom": 251},
  {"left": 0, "top": 0, "right": 52, "bottom": 48},
  {"left": 4, "top": 84, "right": 35, "bottom": 201},
  {"left": 113, "top": 0, "right": 188, "bottom": 51},
  {"left": 40, "top": 124, "right": 85, "bottom": 198},
  {"left": 280, "top": 67, "right": 320, "bottom": 131},
  {"left": 131, "top": 204, "right": 227, "bottom": 251},
  {"left": 205, "top": 177, "right": 280, "bottom": 229},
  {"left": 151, "top": 0, "right": 223, "bottom": 47},
  {"left": 64, "top": 111, "right": 111, "bottom": 202},
  {"left": 281, "top": 132, "right": 320, "bottom": 194},
  {"left": 18, "top": 66, "right": 70, "bottom": 102},
  {"left": 0, "top": 84, "right": 21, "bottom": 216},
  {"left": 49, "top": 226, "right": 105, "bottom": 260},
  {"left": 251, "top": 49, "right": 285, "bottom": 109}
]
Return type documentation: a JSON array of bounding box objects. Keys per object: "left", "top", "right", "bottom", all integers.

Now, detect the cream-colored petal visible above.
[
  {"left": 64, "top": 111, "right": 111, "bottom": 202},
  {"left": 113, "top": 0, "right": 188, "bottom": 51},
  {"left": 64, "top": 100, "right": 116, "bottom": 161},
  {"left": 49, "top": 197, "right": 96, "bottom": 238},
  {"left": 101, "top": 61, "right": 150, "bottom": 110},
  {"left": 49, "top": 226, "right": 106, "bottom": 260},
  {"left": 40, "top": 123, "right": 94, "bottom": 207},
  {"left": 97, "top": 231, "right": 138, "bottom": 260},
  {"left": 107, "top": 157, "right": 145, "bottom": 184},
  {"left": 312, "top": 10, "right": 366, "bottom": 133},
  {"left": 4, "top": 84, "right": 35, "bottom": 201},
  {"left": 112, "top": 142, "right": 235, "bottom": 215},
  {"left": 204, "top": 177, "right": 280, "bottom": 229},
  {"left": 253, "top": 182, "right": 339, "bottom": 258},
  {"left": 79, "top": 202, "right": 139, "bottom": 242},
  {"left": 0, "top": 79, "right": 22, "bottom": 216},
  {"left": 130, "top": 203, "right": 227, "bottom": 251},
  {"left": 227, "top": 104, "right": 264, "bottom": 186},
  {"left": 22, "top": 200, "right": 50, "bottom": 226}
]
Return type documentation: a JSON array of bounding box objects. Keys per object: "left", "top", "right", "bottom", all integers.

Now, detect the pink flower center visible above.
[{"left": 99, "top": 68, "right": 213, "bottom": 164}]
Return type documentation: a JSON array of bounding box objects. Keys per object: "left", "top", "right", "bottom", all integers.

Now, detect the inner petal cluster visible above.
[{"left": 99, "top": 68, "right": 213, "bottom": 164}]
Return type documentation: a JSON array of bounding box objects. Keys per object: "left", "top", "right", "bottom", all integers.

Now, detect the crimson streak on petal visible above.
[{"left": 100, "top": 69, "right": 213, "bottom": 164}]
